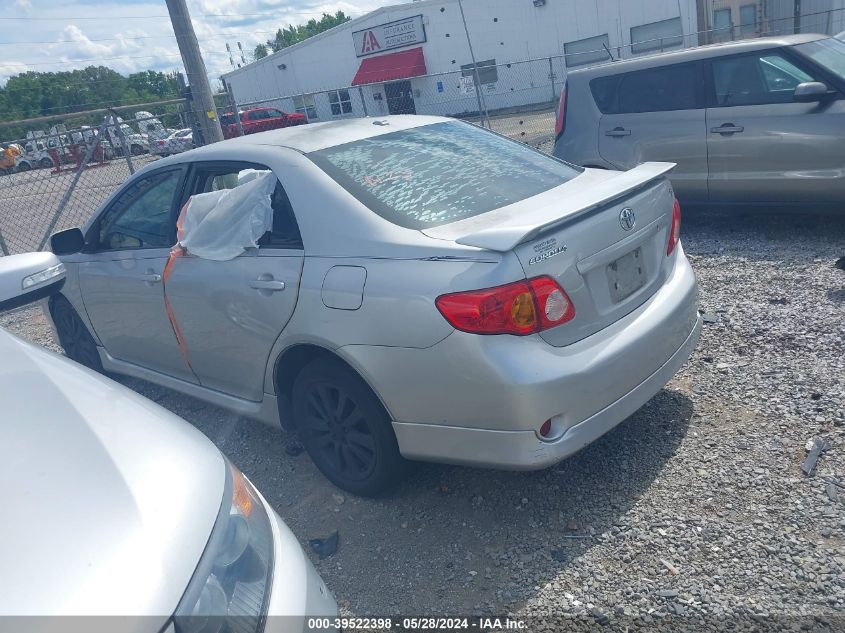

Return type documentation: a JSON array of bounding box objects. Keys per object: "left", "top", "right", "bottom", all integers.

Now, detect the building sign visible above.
[
  {"left": 459, "top": 75, "right": 475, "bottom": 95},
  {"left": 353, "top": 15, "right": 426, "bottom": 58}
]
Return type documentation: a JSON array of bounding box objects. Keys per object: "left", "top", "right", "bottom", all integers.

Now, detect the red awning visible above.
[{"left": 351, "top": 47, "right": 427, "bottom": 86}]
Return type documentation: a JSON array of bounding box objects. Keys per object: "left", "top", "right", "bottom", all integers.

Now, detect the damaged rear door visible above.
[{"left": 162, "top": 161, "right": 304, "bottom": 401}]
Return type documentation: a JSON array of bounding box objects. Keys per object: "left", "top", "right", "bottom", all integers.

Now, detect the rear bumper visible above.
[
  {"left": 341, "top": 249, "right": 700, "bottom": 469},
  {"left": 392, "top": 314, "right": 700, "bottom": 469}
]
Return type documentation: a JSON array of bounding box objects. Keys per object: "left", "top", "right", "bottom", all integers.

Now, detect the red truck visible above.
[{"left": 220, "top": 107, "right": 307, "bottom": 139}]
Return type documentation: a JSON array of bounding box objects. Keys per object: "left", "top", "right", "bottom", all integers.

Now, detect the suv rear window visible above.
[
  {"left": 308, "top": 121, "right": 581, "bottom": 229},
  {"left": 590, "top": 62, "right": 702, "bottom": 114}
]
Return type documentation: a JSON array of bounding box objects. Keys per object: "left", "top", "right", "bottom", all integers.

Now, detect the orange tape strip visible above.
[{"left": 162, "top": 251, "right": 194, "bottom": 373}]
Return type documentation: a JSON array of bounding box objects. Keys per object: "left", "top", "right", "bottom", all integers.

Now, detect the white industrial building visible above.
[{"left": 221, "top": 0, "right": 845, "bottom": 121}]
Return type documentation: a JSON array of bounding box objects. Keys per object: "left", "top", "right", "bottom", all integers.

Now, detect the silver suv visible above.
[{"left": 553, "top": 34, "right": 845, "bottom": 209}]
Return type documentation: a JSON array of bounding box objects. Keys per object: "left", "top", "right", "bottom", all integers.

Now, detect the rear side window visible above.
[
  {"left": 186, "top": 162, "right": 302, "bottom": 249},
  {"left": 590, "top": 75, "right": 622, "bottom": 113},
  {"left": 308, "top": 121, "right": 581, "bottom": 230},
  {"left": 590, "top": 63, "right": 702, "bottom": 114}
]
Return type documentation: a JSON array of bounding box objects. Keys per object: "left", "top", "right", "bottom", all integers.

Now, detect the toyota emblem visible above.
[{"left": 619, "top": 208, "right": 636, "bottom": 231}]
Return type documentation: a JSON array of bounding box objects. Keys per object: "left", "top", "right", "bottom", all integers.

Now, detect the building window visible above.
[
  {"left": 293, "top": 94, "right": 318, "bottom": 120},
  {"left": 714, "top": 8, "right": 733, "bottom": 40},
  {"left": 630, "top": 17, "right": 684, "bottom": 54},
  {"left": 461, "top": 59, "right": 498, "bottom": 85},
  {"left": 328, "top": 89, "right": 353, "bottom": 116},
  {"left": 564, "top": 34, "right": 611, "bottom": 67},
  {"left": 739, "top": 4, "right": 757, "bottom": 35}
]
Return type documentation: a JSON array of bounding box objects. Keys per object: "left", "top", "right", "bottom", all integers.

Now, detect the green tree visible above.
[
  {"left": 0, "top": 66, "right": 187, "bottom": 141},
  {"left": 254, "top": 11, "right": 351, "bottom": 59},
  {"left": 126, "top": 70, "right": 180, "bottom": 100}
]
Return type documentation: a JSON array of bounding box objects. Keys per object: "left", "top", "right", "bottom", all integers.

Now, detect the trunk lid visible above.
[{"left": 423, "top": 163, "right": 678, "bottom": 347}]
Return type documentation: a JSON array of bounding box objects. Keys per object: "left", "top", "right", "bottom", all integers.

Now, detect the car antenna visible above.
[{"left": 603, "top": 42, "right": 615, "bottom": 61}]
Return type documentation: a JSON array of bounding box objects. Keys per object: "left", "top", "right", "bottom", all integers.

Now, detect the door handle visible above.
[
  {"left": 605, "top": 127, "right": 632, "bottom": 137},
  {"left": 140, "top": 272, "right": 161, "bottom": 283},
  {"left": 711, "top": 124, "right": 744, "bottom": 135},
  {"left": 249, "top": 279, "right": 285, "bottom": 291}
]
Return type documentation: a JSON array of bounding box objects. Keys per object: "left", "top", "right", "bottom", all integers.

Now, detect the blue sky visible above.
[{"left": 1, "top": 0, "right": 394, "bottom": 85}]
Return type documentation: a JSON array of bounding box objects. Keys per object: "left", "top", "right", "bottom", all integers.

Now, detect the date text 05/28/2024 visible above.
[{"left": 306, "top": 617, "right": 527, "bottom": 630}]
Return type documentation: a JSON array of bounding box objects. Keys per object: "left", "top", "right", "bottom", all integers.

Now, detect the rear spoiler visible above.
[{"left": 440, "top": 162, "right": 676, "bottom": 252}]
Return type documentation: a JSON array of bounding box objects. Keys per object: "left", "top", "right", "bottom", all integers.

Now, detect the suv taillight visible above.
[
  {"left": 435, "top": 276, "right": 575, "bottom": 336},
  {"left": 667, "top": 198, "right": 682, "bottom": 256},
  {"left": 554, "top": 82, "right": 568, "bottom": 139}
]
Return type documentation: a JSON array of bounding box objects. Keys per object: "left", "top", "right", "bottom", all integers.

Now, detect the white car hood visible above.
[{"left": 0, "top": 329, "right": 225, "bottom": 623}]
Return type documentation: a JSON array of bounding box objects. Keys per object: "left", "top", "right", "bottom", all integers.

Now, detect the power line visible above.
[
  {"left": 14, "top": 50, "right": 233, "bottom": 67},
  {"left": 0, "top": 8, "right": 358, "bottom": 20},
  {"left": 0, "top": 28, "right": 289, "bottom": 46}
]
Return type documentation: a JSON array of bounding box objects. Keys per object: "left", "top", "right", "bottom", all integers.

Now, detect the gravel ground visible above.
[{"left": 2, "top": 210, "right": 843, "bottom": 631}]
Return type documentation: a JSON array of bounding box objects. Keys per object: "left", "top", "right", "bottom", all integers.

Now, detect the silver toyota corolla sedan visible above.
[
  {"left": 1, "top": 253, "right": 337, "bottom": 630},
  {"left": 47, "top": 115, "right": 701, "bottom": 495}
]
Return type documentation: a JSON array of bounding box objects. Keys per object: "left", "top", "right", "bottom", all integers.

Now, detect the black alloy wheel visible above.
[{"left": 292, "top": 357, "right": 406, "bottom": 496}]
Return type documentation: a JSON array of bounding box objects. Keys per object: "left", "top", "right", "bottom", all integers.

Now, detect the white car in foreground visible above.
[{"left": 0, "top": 252, "right": 337, "bottom": 631}]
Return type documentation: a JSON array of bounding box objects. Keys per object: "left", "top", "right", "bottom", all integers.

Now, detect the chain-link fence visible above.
[
  {"left": 0, "top": 105, "right": 194, "bottom": 256},
  {"left": 220, "top": 54, "right": 565, "bottom": 152},
  {"left": 220, "top": 5, "right": 845, "bottom": 147},
  {"left": 2, "top": 6, "right": 843, "bottom": 257}
]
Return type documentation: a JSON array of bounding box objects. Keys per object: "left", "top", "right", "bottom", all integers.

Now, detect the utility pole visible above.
[
  {"left": 457, "top": 0, "right": 490, "bottom": 128},
  {"left": 165, "top": 0, "right": 224, "bottom": 145}
]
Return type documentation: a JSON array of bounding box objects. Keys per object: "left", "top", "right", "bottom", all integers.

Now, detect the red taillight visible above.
[
  {"left": 667, "top": 198, "right": 682, "bottom": 256},
  {"left": 435, "top": 276, "right": 575, "bottom": 336},
  {"left": 539, "top": 419, "right": 552, "bottom": 437},
  {"left": 554, "top": 83, "right": 568, "bottom": 139}
]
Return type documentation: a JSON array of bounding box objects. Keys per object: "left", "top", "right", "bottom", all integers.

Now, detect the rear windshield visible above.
[{"left": 308, "top": 121, "right": 581, "bottom": 229}]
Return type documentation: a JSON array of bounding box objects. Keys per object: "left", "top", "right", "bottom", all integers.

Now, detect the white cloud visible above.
[
  {"left": 0, "top": 62, "right": 30, "bottom": 85},
  {"left": 1, "top": 0, "right": 393, "bottom": 87}
]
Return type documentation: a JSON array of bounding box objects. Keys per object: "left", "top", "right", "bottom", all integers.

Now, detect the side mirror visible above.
[
  {"left": 0, "top": 252, "right": 66, "bottom": 312},
  {"left": 794, "top": 81, "right": 829, "bottom": 103},
  {"left": 51, "top": 227, "right": 85, "bottom": 255}
]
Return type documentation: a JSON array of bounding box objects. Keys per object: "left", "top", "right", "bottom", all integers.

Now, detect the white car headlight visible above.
[{"left": 174, "top": 462, "right": 274, "bottom": 633}]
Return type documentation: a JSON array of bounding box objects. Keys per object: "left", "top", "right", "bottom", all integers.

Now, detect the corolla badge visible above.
[{"left": 619, "top": 207, "right": 636, "bottom": 231}]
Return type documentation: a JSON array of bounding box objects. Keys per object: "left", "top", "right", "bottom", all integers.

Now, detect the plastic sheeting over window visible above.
[{"left": 175, "top": 170, "right": 276, "bottom": 261}]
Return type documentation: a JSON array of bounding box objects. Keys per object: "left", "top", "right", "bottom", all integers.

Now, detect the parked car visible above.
[
  {"left": 47, "top": 115, "right": 700, "bottom": 496},
  {"left": 155, "top": 128, "right": 194, "bottom": 156},
  {"left": 553, "top": 34, "right": 845, "bottom": 209},
  {"left": 0, "top": 251, "right": 337, "bottom": 628},
  {"left": 221, "top": 107, "right": 307, "bottom": 139}
]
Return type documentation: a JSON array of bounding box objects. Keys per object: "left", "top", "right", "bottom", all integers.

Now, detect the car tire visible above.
[
  {"left": 39, "top": 157, "right": 54, "bottom": 169},
  {"left": 130, "top": 144, "right": 144, "bottom": 156},
  {"left": 292, "top": 357, "right": 407, "bottom": 496},
  {"left": 51, "top": 296, "right": 103, "bottom": 373},
  {"left": 16, "top": 162, "right": 31, "bottom": 172}
]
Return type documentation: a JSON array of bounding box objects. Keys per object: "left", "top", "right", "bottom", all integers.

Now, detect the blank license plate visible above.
[{"left": 607, "top": 248, "right": 646, "bottom": 303}]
